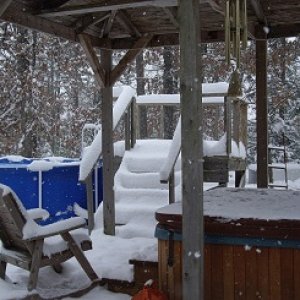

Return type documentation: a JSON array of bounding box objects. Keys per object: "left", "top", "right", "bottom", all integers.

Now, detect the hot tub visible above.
[
  {"left": 155, "top": 188, "right": 300, "bottom": 300},
  {"left": 0, "top": 156, "right": 103, "bottom": 224}
]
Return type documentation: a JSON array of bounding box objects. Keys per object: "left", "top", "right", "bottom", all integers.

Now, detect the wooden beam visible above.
[
  {"left": 267, "top": 24, "right": 300, "bottom": 39},
  {"left": 256, "top": 38, "right": 268, "bottom": 188},
  {"left": 101, "top": 49, "right": 115, "bottom": 235},
  {"left": 78, "top": 33, "right": 105, "bottom": 88},
  {"left": 115, "top": 10, "right": 141, "bottom": 37},
  {"left": 38, "top": 0, "right": 178, "bottom": 17},
  {"left": 0, "top": 0, "right": 12, "bottom": 17},
  {"left": 206, "top": 0, "right": 225, "bottom": 15},
  {"left": 76, "top": 13, "right": 110, "bottom": 34},
  {"left": 250, "top": 0, "right": 267, "bottom": 26},
  {"left": 179, "top": 0, "right": 204, "bottom": 299},
  {"left": 162, "top": 7, "right": 179, "bottom": 28},
  {"left": 1, "top": 3, "right": 76, "bottom": 42},
  {"left": 91, "top": 30, "right": 225, "bottom": 50},
  {"left": 110, "top": 34, "right": 153, "bottom": 85},
  {"left": 103, "top": 10, "right": 117, "bottom": 37},
  {"left": 36, "top": 0, "right": 72, "bottom": 10}
]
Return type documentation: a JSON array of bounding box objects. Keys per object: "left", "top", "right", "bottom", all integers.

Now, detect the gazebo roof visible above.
[{"left": 1, "top": 0, "right": 299, "bottom": 49}]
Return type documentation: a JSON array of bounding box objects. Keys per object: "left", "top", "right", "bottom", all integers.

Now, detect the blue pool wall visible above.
[{"left": 0, "top": 157, "right": 103, "bottom": 224}]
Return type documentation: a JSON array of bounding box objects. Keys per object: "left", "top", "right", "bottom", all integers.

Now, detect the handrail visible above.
[
  {"left": 81, "top": 123, "right": 101, "bottom": 155},
  {"left": 79, "top": 86, "right": 136, "bottom": 182},
  {"left": 160, "top": 116, "right": 181, "bottom": 183}
]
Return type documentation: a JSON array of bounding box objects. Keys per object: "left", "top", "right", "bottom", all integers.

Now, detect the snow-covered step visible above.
[
  {"left": 268, "top": 183, "right": 288, "bottom": 188},
  {"left": 117, "top": 170, "right": 180, "bottom": 190},
  {"left": 268, "top": 164, "right": 286, "bottom": 170},
  {"left": 125, "top": 157, "right": 168, "bottom": 173},
  {"left": 115, "top": 188, "right": 169, "bottom": 204},
  {"left": 122, "top": 139, "right": 181, "bottom": 173},
  {"left": 115, "top": 203, "right": 167, "bottom": 225},
  {"left": 113, "top": 139, "right": 181, "bottom": 228},
  {"left": 118, "top": 171, "right": 169, "bottom": 189}
]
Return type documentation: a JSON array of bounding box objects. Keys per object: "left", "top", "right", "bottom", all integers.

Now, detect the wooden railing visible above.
[
  {"left": 157, "top": 93, "right": 247, "bottom": 204},
  {"left": 159, "top": 116, "right": 181, "bottom": 204},
  {"left": 79, "top": 85, "right": 136, "bottom": 232}
]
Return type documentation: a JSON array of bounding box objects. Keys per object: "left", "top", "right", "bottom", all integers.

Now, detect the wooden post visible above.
[
  {"left": 85, "top": 173, "right": 94, "bottom": 234},
  {"left": 136, "top": 52, "right": 148, "bottom": 139},
  {"left": 169, "top": 169, "right": 175, "bottom": 204},
  {"left": 179, "top": 0, "right": 204, "bottom": 299},
  {"left": 131, "top": 99, "right": 137, "bottom": 148},
  {"left": 233, "top": 98, "right": 241, "bottom": 146},
  {"left": 224, "top": 96, "right": 232, "bottom": 156},
  {"left": 125, "top": 109, "right": 131, "bottom": 151},
  {"left": 101, "top": 49, "right": 115, "bottom": 235},
  {"left": 256, "top": 39, "right": 268, "bottom": 188},
  {"left": 240, "top": 102, "right": 248, "bottom": 147}
]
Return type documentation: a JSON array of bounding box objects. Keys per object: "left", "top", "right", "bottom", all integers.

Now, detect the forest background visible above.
[{"left": 0, "top": 23, "right": 299, "bottom": 164}]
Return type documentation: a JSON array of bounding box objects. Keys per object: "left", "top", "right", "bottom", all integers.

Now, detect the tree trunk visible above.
[{"left": 163, "top": 46, "right": 176, "bottom": 139}]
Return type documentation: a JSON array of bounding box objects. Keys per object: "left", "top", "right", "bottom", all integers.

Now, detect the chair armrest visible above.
[
  {"left": 23, "top": 217, "right": 87, "bottom": 241},
  {"left": 27, "top": 208, "right": 50, "bottom": 221}
]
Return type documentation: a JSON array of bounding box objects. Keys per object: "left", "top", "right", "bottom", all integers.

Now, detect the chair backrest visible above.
[{"left": 0, "top": 186, "right": 30, "bottom": 252}]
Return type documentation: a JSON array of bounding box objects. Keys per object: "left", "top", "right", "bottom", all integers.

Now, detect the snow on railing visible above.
[
  {"left": 160, "top": 117, "right": 181, "bottom": 183},
  {"left": 79, "top": 86, "right": 136, "bottom": 182},
  {"left": 136, "top": 82, "right": 229, "bottom": 106}
]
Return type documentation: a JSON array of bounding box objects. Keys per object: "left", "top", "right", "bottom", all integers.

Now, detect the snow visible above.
[
  {"left": 202, "top": 82, "right": 229, "bottom": 94},
  {"left": 1, "top": 172, "right": 300, "bottom": 299},
  {"left": 26, "top": 208, "right": 50, "bottom": 221},
  {"left": 114, "top": 140, "right": 126, "bottom": 157},
  {"left": 79, "top": 131, "right": 103, "bottom": 181},
  {"left": 1, "top": 139, "right": 300, "bottom": 299},
  {"left": 0, "top": 155, "right": 29, "bottom": 162},
  {"left": 22, "top": 216, "right": 86, "bottom": 240},
  {"left": 113, "top": 139, "right": 179, "bottom": 226},
  {"left": 137, "top": 94, "right": 225, "bottom": 105},
  {"left": 156, "top": 188, "right": 300, "bottom": 221},
  {"left": 27, "top": 160, "right": 56, "bottom": 171},
  {"left": 79, "top": 86, "right": 135, "bottom": 182},
  {"left": 136, "top": 82, "right": 229, "bottom": 106}
]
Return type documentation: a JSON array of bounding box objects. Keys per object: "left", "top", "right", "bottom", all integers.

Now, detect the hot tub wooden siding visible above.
[
  {"left": 156, "top": 189, "right": 300, "bottom": 300},
  {"left": 158, "top": 239, "right": 300, "bottom": 300}
]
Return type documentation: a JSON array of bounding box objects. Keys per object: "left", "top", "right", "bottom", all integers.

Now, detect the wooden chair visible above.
[{"left": 0, "top": 184, "right": 98, "bottom": 291}]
